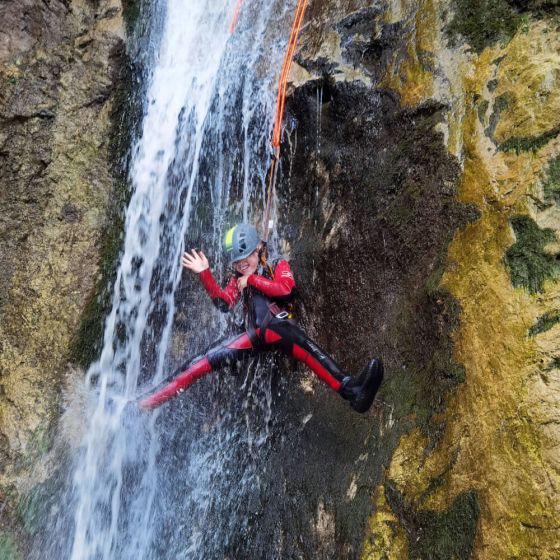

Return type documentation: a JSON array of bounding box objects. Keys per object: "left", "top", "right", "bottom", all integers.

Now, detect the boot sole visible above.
[{"left": 351, "top": 359, "right": 384, "bottom": 413}]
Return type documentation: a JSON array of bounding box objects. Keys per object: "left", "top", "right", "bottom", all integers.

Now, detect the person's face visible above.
[{"left": 233, "top": 249, "right": 259, "bottom": 276}]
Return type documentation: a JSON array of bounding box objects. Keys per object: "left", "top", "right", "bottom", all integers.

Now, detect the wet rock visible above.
[
  {"left": 221, "top": 1, "right": 560, "bottom": 558},
  {"left": 344, "top": 2, "right": 560, "bottom": 558},
  {"left": 0, "top": 0, "right": 127, "bottom": 551}
]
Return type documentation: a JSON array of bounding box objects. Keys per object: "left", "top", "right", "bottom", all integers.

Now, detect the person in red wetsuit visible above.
[{"left": 138, "top": 224, "right": 383, "bottom": 413}]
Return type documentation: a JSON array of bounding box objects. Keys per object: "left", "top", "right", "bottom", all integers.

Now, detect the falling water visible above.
[{"left": 44, "top": 0, "right": 298, "bottom": 557}]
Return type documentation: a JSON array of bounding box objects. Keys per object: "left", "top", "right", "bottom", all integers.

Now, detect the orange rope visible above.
[
  {"left": 261, "top": 0, "right": 309, "bottom": 253},
  {"left": 262, "top": 150, "right": 279, "bottom": 247},
  {"left": 272, "top": 0, "right": 308, "bottom": 148},
  {"left": 229, "top": 0, "right": 243, "bottom": 34}
]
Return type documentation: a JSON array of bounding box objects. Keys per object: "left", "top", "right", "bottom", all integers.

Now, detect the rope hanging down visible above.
[
  {"left": 229, "top": 0, "right": 243, "bottom": 34},
  {"left": 271, "top": 0, "right": 308, "bottom": 150},
  {"left": 261, "top": 0, "right": 309, "bottom": 257},
  {"left": 228, "top": 0, "right": 309, "bottom": 260}
]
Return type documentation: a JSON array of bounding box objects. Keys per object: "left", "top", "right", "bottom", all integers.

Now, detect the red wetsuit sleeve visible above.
[
  {"left": 247, "top": 259, "right": 295, "bottom": 298},
  {"left": 198, "top": 268, "right": 240, "bottom": 309}
]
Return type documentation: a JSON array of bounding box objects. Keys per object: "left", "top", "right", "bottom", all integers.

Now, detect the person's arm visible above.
[
  {"left": 182, "top": 249, "right": 240, "bottom": 312},
  {"left": 199, "top": 269, "right": 240, "bottom": 312},
  {"left": 246, "top": 259, "right": 295, "bottom": 298}
]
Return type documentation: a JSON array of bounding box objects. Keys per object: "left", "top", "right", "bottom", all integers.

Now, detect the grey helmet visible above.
[{"left": 223, "top": 223, "right": 260, "bottom": 263}]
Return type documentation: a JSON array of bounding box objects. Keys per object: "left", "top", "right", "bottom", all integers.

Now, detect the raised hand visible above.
[
  {"left": 182, "top": 249, "right": 209, "bottom": 274},
  {"left": 279, "top": 238, "right": 292, "bottom": 260}
]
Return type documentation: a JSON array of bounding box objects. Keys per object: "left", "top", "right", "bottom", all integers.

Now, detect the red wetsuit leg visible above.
[
  {"left": 265, "top": 322, "right": 346, "bottom": 391},
  {"left": 138, "top": 357, "right": 212, "bottom": 410},
  {"left": 138, "top": 332, "right": 255, "bottom": 410},
  {"left": 291, "top": 344, "right": 343, "bottom": 390}
]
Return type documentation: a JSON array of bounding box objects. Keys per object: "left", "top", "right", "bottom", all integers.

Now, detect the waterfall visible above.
[{"left": 49, "top": 1, "right": 296, "bottom": 557}]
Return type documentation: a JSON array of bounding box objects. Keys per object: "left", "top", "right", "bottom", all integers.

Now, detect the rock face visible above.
[
  {"left": 278, "top": 0, "right": 560, "bottom": 558},
  {"left": 0, "top": 0, "right": 126, "bottom": 553}
]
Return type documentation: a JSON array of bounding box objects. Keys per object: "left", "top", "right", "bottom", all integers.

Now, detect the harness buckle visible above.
[{"left": 275, "top": 311, "right": 289, "bottom": 320}]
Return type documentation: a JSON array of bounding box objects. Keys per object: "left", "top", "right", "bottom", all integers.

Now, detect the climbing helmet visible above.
[{"left": 223, "top": 224, "right": 260, "bottom": 263}]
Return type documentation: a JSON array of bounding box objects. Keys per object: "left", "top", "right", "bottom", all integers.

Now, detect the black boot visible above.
[{"left": 339, "top": 359, "right": 384, "bottom": 413}]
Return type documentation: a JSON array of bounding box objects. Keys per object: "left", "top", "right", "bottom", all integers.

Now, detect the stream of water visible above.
[{"left": 48, "top": 1, "right": 296, "bottom": 557}]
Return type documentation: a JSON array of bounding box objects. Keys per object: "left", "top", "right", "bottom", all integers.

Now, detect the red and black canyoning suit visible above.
[{"left": 139, "top": 259, "right": 347, "bottom": 409}]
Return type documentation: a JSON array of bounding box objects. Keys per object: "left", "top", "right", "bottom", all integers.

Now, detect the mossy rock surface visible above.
[
  {"left": 529, "top": 309, "right": 560, "bottom": 336},
  {"left": 0, "top": 534, "right": 23, "bottom": 560},
  {"left": 0, "top": 0, "right": 129, "bottom": 554},
  {"left": 446, "top": 0, "right": 560, "bottom": 54},
  {"left": 385, "top": 483, "right": 479, "bottom": 560},
  {"left": 267, "top": 72, "right": 476, "bottom": 556},
  {"left": 498, "top": 128, "right": 560, "bottom": 154},
  {"left": 122, "top": 0, "right": 142, "bottom": 33},
  {"left": 543, "top": 154, "right": 560, "bottom": 203},
  {"left": 446, "top": 0, "right": 524, "bottom": 53},
  {"left": 505, "top": 216, "right": 560, "bottom": 293}
]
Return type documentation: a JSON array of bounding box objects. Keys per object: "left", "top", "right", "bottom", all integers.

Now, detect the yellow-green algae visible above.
[
  {"left": 493, "top": 21, "right": 560, "bottom": 145},
  {"left": 362, "top": 6, "right": 560, "bottom": 559},
  {"left": 362, "top": 485, "right": 408, "bottom": 560},
  {"left": 380, "top": 0, "right": 437, "bottom": 107},
  {"left": 0, "top": 97, "right": 114, "bottom": 478}
]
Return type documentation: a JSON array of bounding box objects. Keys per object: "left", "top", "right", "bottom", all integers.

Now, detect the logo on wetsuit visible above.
[{"left": 305, "top": 340, "right": 326, "bottom": 362}]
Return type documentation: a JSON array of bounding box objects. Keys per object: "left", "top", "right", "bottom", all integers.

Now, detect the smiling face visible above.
[{"left": 233, "top": 248, "right": 259, "bottom": 276}]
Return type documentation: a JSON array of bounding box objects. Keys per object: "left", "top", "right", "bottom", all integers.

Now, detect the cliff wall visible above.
[
  {"left": 0, "top": 0, "right": 126, "bottom": 555},
  {"left": 281, "top": 0, "right": 560, "bottom": 557}
]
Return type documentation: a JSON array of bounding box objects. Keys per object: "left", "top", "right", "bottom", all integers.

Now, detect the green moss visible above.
[
  {"left": 122, "top": 0, "right": 141, "bottom": 35},
  {"left": 0, "top": 483, "right": 39, "bottom": 555},
  {"left": 69, "top": 41, "right": 141, "bottom": 368},
  {"left": 498, "top": 127, "right": 560, "bottom": 154},
  {"left": 485, "top": 93, "right": 510, "bottom": 141},
  {"left": 504, "top": 216, "right": 559, "bottom": 293},
  {"left": 17, "top": 489, "right": 42, "bottom": 536},
  {"left": 0, "top": 484, "right": 19, "bottom": 510},
  {"left": 477, "top": 99, "right": 489, "bottom": 126},
  {"left": 542, "top": 154, "right": 560, "bottom": 203},
  {"left": 424, "top": 230, "right": 471, "bottom": 297},
  {"left": 26, "top": 421, "right": 51, "bottom": 460},
  {"left": 0, "top": 534, "right": 23, "bottom": 560},
  {"left": 68, "top": 209, "right": 124, "bottom": 368},
  {"left": 446, "top": 0, "right": 523, "bottom": 53},
  {"left": 412, "top": 492, "right": 479, "bottom": 559},
  {"left": 546, "top": 356, "right": 560, "bottom": 370},
  {"left": 529, "top": 309, "right": 560, "bottom": 336},
  {"left": 385, "top": 483, "right": 479, "bottom": 560},
  {"left": 519, "top": 12, "right": 532, "bottom": 33},
  {"left": 12, "top": 421, "right": 54, "bottom": 474},
  {"left": 446, "top": 0, "right": 559, "bottom": 54}
]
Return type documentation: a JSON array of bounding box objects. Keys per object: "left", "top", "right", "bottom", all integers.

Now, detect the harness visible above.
[{"left": 245, "top": 259, "right": 294, "bottom": 348}]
